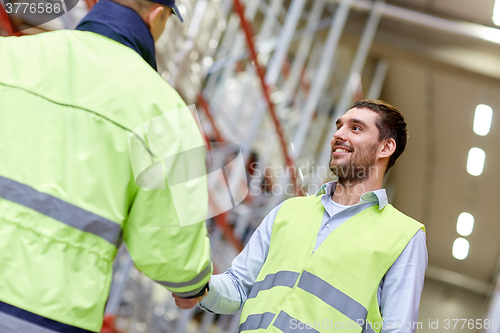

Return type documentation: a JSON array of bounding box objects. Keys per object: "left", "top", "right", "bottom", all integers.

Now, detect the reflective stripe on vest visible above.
[
  {"left": 155, "top": 263, "right": 212, "bottom": 297},
  {"left": 239, "top": 312, "right": 276, "bottom": 332},
  {"left": 248, "top": 271, "right": 300, "bottom": 299},
  {"left": 239, "top": 311, "right": 322, "bottom": 333},
  {"left": 0, "top": 312, "right": 59, "bottom": 333},
  {"left": 0, "top": 176, "right": 121, "bottom": 246},
  {"left": 273, "top": 311, "right": 320, "bottom": 333},
  {"left": 241, "top": 270, "right": 376, "bottom": 333},
  {"left": 0, "top": 301, "right": 94, "bottom": 333},
  {"left": 273, "top": 311, "right": 374, "bottom": 333},
  {"left": 298, "top": 271, "right": 374, "bottom": 333}
]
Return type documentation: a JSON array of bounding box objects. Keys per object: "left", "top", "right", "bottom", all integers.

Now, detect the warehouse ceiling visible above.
[
  {"left": 388, "top": 0, "right": 495, "bottom": 26},
  {"left": 336, "top": 0, "right": 500, "bottom": 287}
]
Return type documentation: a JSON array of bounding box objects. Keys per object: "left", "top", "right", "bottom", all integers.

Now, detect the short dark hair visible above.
[{"left": 351, "top": 99, "right": 408, "bottom": 173}]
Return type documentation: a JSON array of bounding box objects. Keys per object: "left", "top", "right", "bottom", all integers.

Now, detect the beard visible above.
[{"left": 329, "top": 142, "right": 378, "bottom": 185}]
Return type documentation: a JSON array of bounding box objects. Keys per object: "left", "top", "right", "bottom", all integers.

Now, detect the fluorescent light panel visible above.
[
  {"left": 456, "top": 212, "right": 474, "bottom": 236},
  {"left": 467, "top": 147, "right": 486, "bottom": 176},
  {"left": 452, "top": 238, "right": 470, "bottom": 260},
  {"left": 494, "top": 0, "right": 500, "bottom": 26},
  {"left": 473, "top": 104, "right": 493, "bottom": 136}
]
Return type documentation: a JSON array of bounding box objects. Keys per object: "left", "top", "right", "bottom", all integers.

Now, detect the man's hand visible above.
[{"left": 172, "top": 288, "right": 208, "bottom": 310}]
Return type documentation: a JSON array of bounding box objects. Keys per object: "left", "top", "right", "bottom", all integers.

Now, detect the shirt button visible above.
[{"left": 326, "top": 224, "right": 331, "bottom": 228}]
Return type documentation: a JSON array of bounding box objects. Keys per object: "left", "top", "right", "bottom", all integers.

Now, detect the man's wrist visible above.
[{"left": 179, "top": 282, "right": 209, "bottom": 299}]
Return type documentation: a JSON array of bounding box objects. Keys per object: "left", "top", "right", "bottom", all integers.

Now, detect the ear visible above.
[
  {"left": 379, "top": 138, "right": 396, "bottom": 159},
  {"left": 145, "top": 6, "right": 164, "bottom": 27},
  {"left": 145, "top": 5, "right": 169, "bottom": 42}
]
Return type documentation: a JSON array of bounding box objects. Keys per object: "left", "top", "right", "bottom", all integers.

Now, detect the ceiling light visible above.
[
  {"left": 467, "top": 147, "right": 486, "bottom": 176},
  {"left": 452, "top": 238, "right": 470, "bottom": 260},
  {"left": 494, "top": 0, "right": 500, "bottom": 26},
  {"left": 473, "top": 104, "right": 493, "bottom": 136},
  {"left": 481, "top": 27, "right": 500, "bottom": 43},
  {"left": 456, "top": 212, "right": 474, "bottom": 236}
]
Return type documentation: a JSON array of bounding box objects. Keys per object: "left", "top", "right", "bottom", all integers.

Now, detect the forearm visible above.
[
  {"left": 380, "top": 230, "right": 428, "bottom": 333},
  {"left": 199, "top": 271, "right": 247, "bottom": 315},
  {"left": 199, "top": 203, "right": 284, "bottom": 314}
]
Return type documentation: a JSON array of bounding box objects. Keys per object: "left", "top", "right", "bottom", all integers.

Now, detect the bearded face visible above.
[
  {"left": 328, "top": 107, "right": 394, "bottom": 186},
  {"left": 329, "top": 140, "right": 379, "bottom": 185},
  {"left": 328, "top": 107, "right": 385, "bottom": 185}
]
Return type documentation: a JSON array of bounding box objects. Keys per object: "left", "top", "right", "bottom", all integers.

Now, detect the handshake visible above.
[{"left": 173, "top": 286, "right": 209, "bottom": 310}]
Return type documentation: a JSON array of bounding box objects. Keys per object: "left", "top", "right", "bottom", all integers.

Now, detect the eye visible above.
[{"left": 352, "top": 125, "right": 361, "bottom": 131}]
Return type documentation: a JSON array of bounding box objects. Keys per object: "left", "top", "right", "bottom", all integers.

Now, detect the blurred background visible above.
[{"left": 2, "top": 0, "right": 500, "bottom": 332}]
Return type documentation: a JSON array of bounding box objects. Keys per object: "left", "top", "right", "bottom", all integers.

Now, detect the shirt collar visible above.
[
  {"left": 316, "top": 181, "right": 388, "bottom": 210},
  {"left": 76, "top": 1, "right": 158, "bottom": 71}
]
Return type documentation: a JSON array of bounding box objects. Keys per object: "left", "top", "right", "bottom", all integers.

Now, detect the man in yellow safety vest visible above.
[{"left": 175, "top": 99, "right": 427, "bottom": 333}]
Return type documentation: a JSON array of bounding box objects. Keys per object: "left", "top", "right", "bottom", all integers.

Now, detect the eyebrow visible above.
[{"left": 336, "top": 118, "right": 368, "bottom": 128}]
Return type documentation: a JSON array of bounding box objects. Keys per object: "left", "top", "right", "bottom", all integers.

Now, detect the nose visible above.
[{"left": 332, "top": 126, "right": 346, "bottom": 147}]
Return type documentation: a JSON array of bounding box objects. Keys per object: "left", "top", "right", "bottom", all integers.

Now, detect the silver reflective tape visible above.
[
  {"left": 362, "top": 324, "right": 376, "bottom": 333},
  {"left": 0, "top": 176, "right": 121, "bottom": 246},
  {"left": 298, "top": 271, "right": 375, "bottom": 333},
  {"left": 171, "top": 285, "right": 206, "bottom": 298},
  {"left": 248, "top": 271, "right": 300, "bottom": 299},
  {"left": 239, "top": 312, "right": 275, "bottom": 332},
  {"left": 156, "top": 263, "right": 211, "bottom": 289},
  {"left": 0, "top": 312, "right": 59, "bottom": 333},
  {"left": 273, "top": 311, "right": 320, "bottom": 333}
]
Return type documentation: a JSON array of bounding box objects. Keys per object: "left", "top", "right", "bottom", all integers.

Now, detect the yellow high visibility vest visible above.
[{"left": 239, "top": 195, "right": 424, "bottom": 333}]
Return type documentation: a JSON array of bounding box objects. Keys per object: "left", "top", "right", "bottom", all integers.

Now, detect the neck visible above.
[
  {"left": 76, "top": 1, "right": 157, "bottom": 70},
  {"left": 331, "top": 176, "right": 383, "bottom": 206}
]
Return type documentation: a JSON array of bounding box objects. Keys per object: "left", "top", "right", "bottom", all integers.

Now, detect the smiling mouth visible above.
[{"left": 332, "top": 145, "right": 353, "bottom": 154}]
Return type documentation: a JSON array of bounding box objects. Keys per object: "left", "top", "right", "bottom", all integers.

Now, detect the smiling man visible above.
[{"left": 175, "top": 99, "right": 428, "bottom": 333}]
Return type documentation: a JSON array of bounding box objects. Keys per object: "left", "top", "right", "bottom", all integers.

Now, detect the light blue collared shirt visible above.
[{"left": 200, "top": 182, "right": 428, "bottom": 333}]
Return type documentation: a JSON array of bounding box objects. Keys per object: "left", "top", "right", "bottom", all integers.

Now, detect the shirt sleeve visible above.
[
  {"left": 380, "top": 229, "right": 428, "bottom": 333},
  {"left": 199, "top": 202, "right": 284, "bottom": 314}
]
